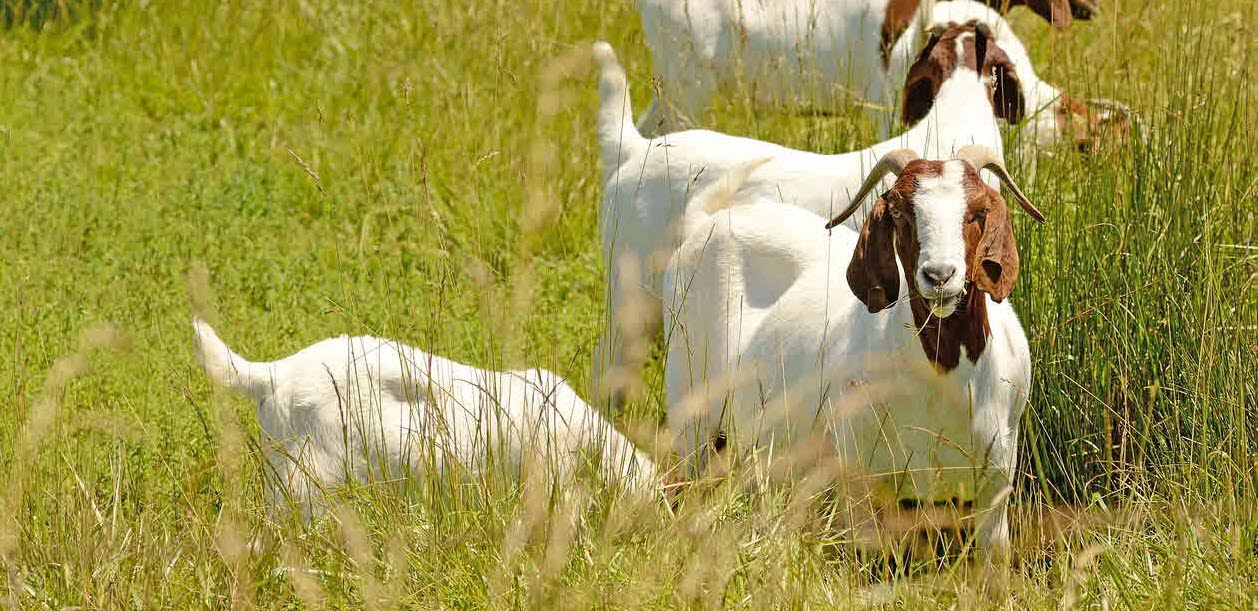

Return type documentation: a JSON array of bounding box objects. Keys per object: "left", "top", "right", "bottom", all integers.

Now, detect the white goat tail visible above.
[
  {"left": 192, "top": 318, "right": 272, "bottom": 400},
  {"left": 593, "top": 41, "right": 647, "bottom": 171},
  {"left": 681, "top": 157, "right": 773, "bottom": 238}
]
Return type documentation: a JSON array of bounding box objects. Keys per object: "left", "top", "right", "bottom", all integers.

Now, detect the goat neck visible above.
[
  {"left": 908, "top": 75, "right": 1003, "bottom": 159},
  {"left": 904, "top": 276, "right": 991, "bottom": 372}
]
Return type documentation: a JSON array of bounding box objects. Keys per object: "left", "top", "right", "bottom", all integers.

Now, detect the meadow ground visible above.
[{"left": 0, "top": 0, "right": 1255, "bottom": 607}]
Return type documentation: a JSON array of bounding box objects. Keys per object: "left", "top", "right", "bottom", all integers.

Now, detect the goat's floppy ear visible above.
[
  {"left": 982, "top": 42, "right": 1025, "bottom": 124},
  {"left": 847, "top": 198, "right": 900, "bottom": 312},
  {"left": 971, "top": 192, "right": 1020, "bottom": 302},
  {"left": 901, "top": 34, "right": 943, "bottom": 125}
]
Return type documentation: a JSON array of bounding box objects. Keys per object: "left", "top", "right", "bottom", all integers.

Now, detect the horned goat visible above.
[
  {"left": 595, "top": 18, "right": 1019, "bottom": 408},
  {"left": 663, "top": 145, "right": 1044, "bottom": 559},
  {"left": 636, "top": 0, "right": 1127, "bottom": 149}
]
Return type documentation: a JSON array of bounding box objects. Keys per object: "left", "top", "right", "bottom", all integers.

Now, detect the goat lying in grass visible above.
[
  {"left": 594, "top": 17, "right": 1026, "bottom": 408},
  {"left": 664, "top": 146, "right": 1044, "bottom": 560},
  {"left": 192, "top": 319, "right": 660, "bottom": 516},
  {"left": 636, "top": 0, "right": 1126, "bottom": 149}
]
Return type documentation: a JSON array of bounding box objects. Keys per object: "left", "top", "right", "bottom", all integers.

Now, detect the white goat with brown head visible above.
[
  {"left": 635, "top": 0, "right": 1128, "bottom": 149},
  {"left": 594, "top": 18, "right": 1031, "bottom": 409},
  {"left": 664, "top": 146, "right": 1044, "bottom": 559}
]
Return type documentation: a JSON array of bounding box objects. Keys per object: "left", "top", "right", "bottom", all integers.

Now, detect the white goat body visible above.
[
  {"left": 663, "top": 150, "right": 1038, "bottom": 556},
  {"left": 192, "top": 319, "right": 660, "bottom": 513},
  {"left": 636, "top": 0, "right": 1071, "bottom": 146}
]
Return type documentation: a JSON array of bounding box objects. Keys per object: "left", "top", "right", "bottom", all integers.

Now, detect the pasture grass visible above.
[{"left": 0, "top": 0, "right": 1254, "bottom": 607}]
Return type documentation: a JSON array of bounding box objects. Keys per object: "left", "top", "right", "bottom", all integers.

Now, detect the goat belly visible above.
[
  {"left": 832, "top": 389, "right": 994, "bottom": 503},
  {"left": 726, "top": 358, "right": 1002, "bottom": 503}
]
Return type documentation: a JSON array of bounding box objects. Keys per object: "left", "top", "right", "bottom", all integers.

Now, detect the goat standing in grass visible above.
[
  {"left": 664, "top": 146, "right": 1044, "bottom": 560},
  {"left": 594, "top": 17, "right": 1026, "bottom": 409},
  {"left": 192, "top": 319, "right": 661, "bottom": 517},
  {"left": 635, "top": 0, "right": 1125, "bottom": 147}
]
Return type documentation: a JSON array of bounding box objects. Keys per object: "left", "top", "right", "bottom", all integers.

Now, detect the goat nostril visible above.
[{"left": 922, "top": 264, "right": 956, "bottom": 287}]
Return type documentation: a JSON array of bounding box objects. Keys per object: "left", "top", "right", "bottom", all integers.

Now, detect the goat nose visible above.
[{"left": 921, "top": 264, "right": 956, "bottom": 287}]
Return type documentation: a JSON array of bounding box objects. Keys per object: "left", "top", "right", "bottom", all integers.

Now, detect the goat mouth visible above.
[{"left": 926, "top": 295, "right": 960, "bottom": 318}]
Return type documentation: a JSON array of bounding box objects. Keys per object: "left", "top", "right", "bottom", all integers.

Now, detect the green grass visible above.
[{"left": 1, "top": 0, "right": 1255, "bottom": 607}]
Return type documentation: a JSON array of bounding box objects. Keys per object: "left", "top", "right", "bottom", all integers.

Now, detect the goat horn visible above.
[
  {"left": 824, "top": 149, "right": 920, "bottom": 229},
  {"left": 953, "top": 145, "right": 1046, "bottom": 223}
]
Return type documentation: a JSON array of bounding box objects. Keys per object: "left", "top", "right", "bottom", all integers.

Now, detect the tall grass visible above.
[
  {"left": 1015, "top": 0, "right": 1257, "bottom": 505},
  {"left": 0, "top": 0, "right": 1253, "bottom": 607}
]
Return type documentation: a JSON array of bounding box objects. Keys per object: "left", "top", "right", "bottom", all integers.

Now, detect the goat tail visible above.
[
  {"left": 192, "top": 318, "right": 273, "bottom": 400},
  {"left": 593, "top": 41, "right": 647, "bottom": 169},
  {"left": 681, "top": 157, "right": 774, "bottom": 237}
]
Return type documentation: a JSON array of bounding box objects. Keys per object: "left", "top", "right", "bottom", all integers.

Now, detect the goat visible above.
[
  {"left": 663, "top": 145, "right": 1043, "bottom": 559},
  {"left": 636, "top": 0, "right": 1127, "bottom": 150},
  {"left": 192, "top": 319, "right": 660, "bottom": 516},
  {"left": 594, "top": 19, "right": 1020, "bottom": 408}
]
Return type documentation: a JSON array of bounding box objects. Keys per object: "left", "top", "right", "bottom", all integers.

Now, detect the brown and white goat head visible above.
[
  {"left": 882, "top": 0, "right": 1097, "bottom": 57},
  {"left": 901, "top": 20, "right": 1026, "bottom": 127},
  {"left": 989, "top": 0, "right": 1098, "bottom": 27},
  {"left": 826, "top": 147, "right": 1045, "bottom": 370},
  {"left": 902, "top": 19, "right": 1134, "bottom": 154}
]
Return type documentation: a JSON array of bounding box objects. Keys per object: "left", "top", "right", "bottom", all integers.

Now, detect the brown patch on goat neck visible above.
[
  {"left": 847, "top": 161, "right": 1023, "bottom": 372},
  {"left": 909, "top": 286, "right": 991, "bottom": 372}
]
